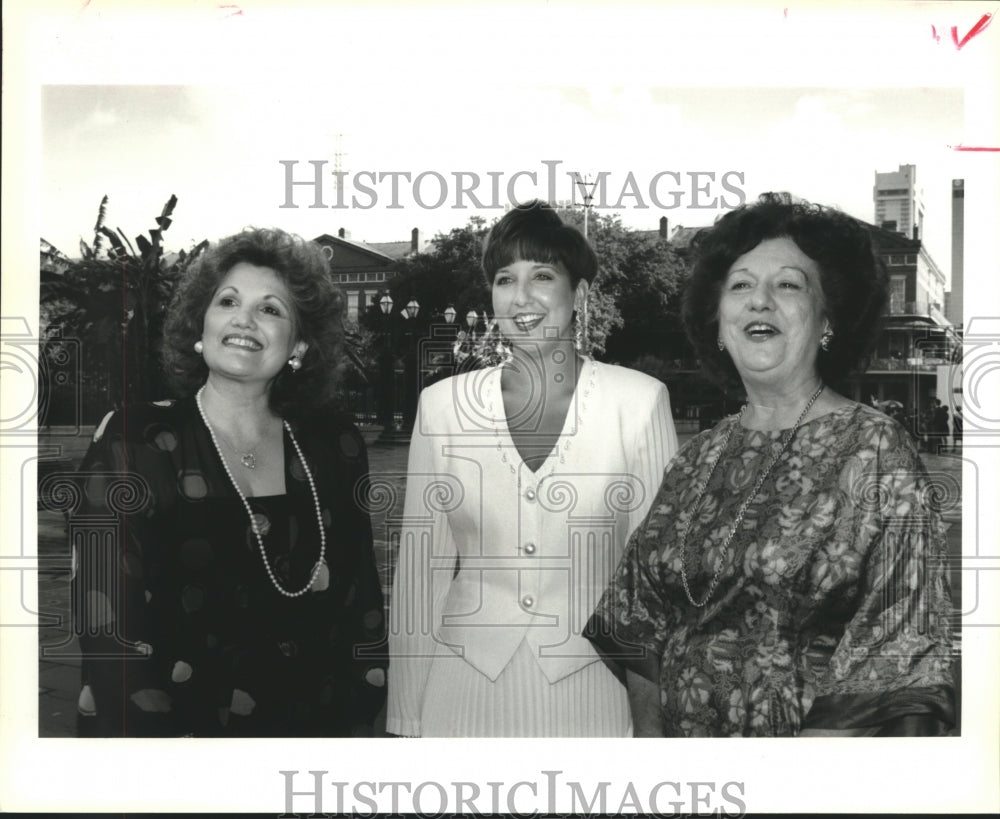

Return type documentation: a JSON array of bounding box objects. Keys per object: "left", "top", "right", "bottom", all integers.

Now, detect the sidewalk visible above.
[{"left": 36, "top": 426, "right": 964, "bottom": 737}]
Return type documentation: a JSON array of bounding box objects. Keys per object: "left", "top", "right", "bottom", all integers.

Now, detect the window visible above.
[{"left": 889, "top": 276, "right": 906, "bottom": 313}]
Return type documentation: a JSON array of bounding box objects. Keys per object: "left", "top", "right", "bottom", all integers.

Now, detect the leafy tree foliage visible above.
[
  {"left": 40, "top": 195, "right": 206, "bottom": 417},
  {"left": 557, "top": 209, "right": 689, "bottom": 364}
]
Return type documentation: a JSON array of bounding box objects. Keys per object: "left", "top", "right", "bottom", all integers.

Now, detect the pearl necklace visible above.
[
  {"left": 196, "top": 386, "right": 327, "bottom": 598},
  {"left": 679, "top": 383, "right": 825, "bottom": 607}
]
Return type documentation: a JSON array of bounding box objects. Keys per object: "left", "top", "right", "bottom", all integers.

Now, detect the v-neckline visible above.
[
  {"left": 194, "top": 399, "right": 291, "bottom": 498},
  {"left": 489, "top": 357, "right": 596, "bottom": 476}
]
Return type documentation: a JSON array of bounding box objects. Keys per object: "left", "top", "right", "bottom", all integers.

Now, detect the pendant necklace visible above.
[
  {"left": 196, "top": 386, "right": 327, "bottom": 598},
  {"left": 679, "top": 382, "right": 825, "bottom": 607},
  {"left": 219, "top": 431, "right": 263, "bottom": 470}
]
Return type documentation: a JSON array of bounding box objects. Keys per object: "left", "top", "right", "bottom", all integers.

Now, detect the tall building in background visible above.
[
  {"left": 874, "top": 163, "right": 925, "bottom": 240},
  {"left": 946, "top": 179, "right": 964, "bottom": 329}
]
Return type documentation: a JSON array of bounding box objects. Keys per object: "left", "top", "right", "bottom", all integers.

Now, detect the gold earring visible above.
[{"left": 820, "top": 328, "right": 833, "bottom": 352}]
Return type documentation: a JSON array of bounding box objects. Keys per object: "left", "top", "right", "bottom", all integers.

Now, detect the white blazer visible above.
[{"left": 387, "top": 359, "right": 678, "bottom": 737}]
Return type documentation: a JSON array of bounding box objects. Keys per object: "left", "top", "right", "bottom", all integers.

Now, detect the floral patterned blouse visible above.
[
  {"left": 70, "top": 398, "right": 387, "bottom": 737},
  {"left": 586, "top": 403, "right": 956, "bottom": 737}
]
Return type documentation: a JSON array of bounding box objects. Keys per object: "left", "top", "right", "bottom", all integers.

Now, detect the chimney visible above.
[
  {"left": 411, "top": 227, "right": 420, "bottom": 254},
  {"left": 659, "top": 216, "right": 668, "bottom": 239},
  {"left": 338, "top": 227, "right": 350, "bottom": 239}
]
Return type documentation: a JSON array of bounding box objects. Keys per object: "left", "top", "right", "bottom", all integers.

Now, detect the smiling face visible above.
[
  {"left": 200, "top": 262, "right": 307, "bottom": 388},
  {"left": 491, "top": 258, "right": 586, "bottom": 348},
  {"left": 717, "top": 237, "right": 828, "bottom": 391}
]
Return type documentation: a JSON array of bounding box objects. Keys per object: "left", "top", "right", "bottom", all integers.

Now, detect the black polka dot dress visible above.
[{"left": 71, "top": 398, "right": 387, "bottom": 737}]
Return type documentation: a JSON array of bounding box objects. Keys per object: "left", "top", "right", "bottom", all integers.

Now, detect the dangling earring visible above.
[
  {"left": 820, "top": 328, "right": 833, "bottom": 352},
  {"left": 574, "top": 299, "right": 591, "bottom": 355},
  {"left": 717, "top": 338, "right": 725, "bottom": 352},
  {"left": 288, "top": 355, "right": 302, "bottom": 372},
  {"left": 194, "top": 340, "right": 204, "bottom": 354}
]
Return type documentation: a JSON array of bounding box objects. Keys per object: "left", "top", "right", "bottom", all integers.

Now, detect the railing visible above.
[
  {"left": 887, "top": 300, "right": 950, "bottom": 322},
  {"left": 867, "top": 356, "right": 955, "bottom": 372}
]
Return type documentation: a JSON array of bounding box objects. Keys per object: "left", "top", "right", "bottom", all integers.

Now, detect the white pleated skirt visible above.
[{"left": 418, "top": 639, "right": 633, "bottom": 737}]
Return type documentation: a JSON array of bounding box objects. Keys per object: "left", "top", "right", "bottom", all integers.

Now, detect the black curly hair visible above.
[
  {"left": 482, "top": 199, "right": 597, "bottom": 286},
  {"left": 162, "top": 227, "right": 346, "bottom": 421},
  {"left": 682, "top": 192, "right": 888, "bottom": 391}
]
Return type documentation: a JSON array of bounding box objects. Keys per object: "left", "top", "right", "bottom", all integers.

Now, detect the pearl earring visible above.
[
  {"left": 288, "top": 356, "right": 302, "bottom": 372},
  {"left": 194, "top": 340, "right": 204, "bottom": 354}
]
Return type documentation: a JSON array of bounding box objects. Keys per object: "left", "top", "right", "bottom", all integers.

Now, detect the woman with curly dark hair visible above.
[
  {"left": 72, "top": 227, "right": 387, "bottom": 737},
  {"left": 587, "top": 193, "right": 956, "bottom": 737}
]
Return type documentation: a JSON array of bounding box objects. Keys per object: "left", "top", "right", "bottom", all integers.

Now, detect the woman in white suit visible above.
[{"left": 387, "top": 201, "right": 678, "bottom": 736}]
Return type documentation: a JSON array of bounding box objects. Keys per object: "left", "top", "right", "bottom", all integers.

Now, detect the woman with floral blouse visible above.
[{"left": 586, "top": 193, "right": 956, "bottom": 737}]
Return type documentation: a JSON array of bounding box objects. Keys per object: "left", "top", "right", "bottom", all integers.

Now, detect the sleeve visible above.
[
  {"left": 71, "top": 410, "right": 175, "bottom": 736},
  {"left": 335, "top": 427, "right": 389, "bottom": 736},
  {"left": 626, "top": 382, "right": 679, "bottom": 541},
  {"left": 802, "top": 422, "right": 957, "bottom": 735},
  {"left": 584, "top": 523, "right": 671, "bottom": 684},
  {"left": 385, "top": 393, "right": 459, "bottom": 737}
]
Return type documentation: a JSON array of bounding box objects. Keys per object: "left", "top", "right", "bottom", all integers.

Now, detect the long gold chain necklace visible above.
[
  {"left": 196, "top": 386, "right": 327, "bottom": 598},
  {"left": 679, "top": 383, "right": 825, "bottom": 607}
]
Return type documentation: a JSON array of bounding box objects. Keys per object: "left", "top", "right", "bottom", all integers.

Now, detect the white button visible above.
[
  {"left": 523, "top": 543, "right": 536, "bottom": 555},
  {"left": 522, "top": 595, "right": 534, "bottom": 608},
  {"left": 525, "top": 489, "right": 536, "bottom": 501}
]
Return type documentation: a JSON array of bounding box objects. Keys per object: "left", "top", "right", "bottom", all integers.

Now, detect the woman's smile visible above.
[
  {"left": 221, "top": 333, "right": 263, "bottom": 351},
  {"left": 513, "top": 313, "right": 545, "bottom": 332},
  {"left": 743, "top": 321, "right": 780, "bottom": 341}
]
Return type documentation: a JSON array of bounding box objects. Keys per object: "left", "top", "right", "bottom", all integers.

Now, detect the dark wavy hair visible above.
[
  {"left": 682, "top": 192, "right": 888, "bottom": 391},
  {"left": 482, "top": 200, "right": 597, "bottom": 286},
  {"left": 162, "top": 227, "right": 346, "bottom": 421}
]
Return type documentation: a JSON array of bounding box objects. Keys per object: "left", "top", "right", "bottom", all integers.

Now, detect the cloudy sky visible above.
[{"left": 42, "top": 84, "right": 966, "bottom": 281}]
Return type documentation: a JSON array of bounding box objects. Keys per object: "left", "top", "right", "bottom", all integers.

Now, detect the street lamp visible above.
[
  {"left": 466, "top": 309, "right": 478, "bottom": 330},
  {"left": 376, "top": 292, "right": 396, "bottom": 433},
  {"left": 444, "top": 305, "right": 456, "bottom": 324},
  {"left": 574, "top": 173, "right": 597, "bottom": 238},
  {"left": 400, "top": 298, "right": 422, "bottom": 432}
]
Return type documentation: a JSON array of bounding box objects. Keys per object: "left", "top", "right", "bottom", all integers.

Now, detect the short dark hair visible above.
[
  {"left": 682, "top": 192, "right": 887, "bottom": 390},
  {"left": 162, "top": 227, "right": 346, "bottom": 421},
  {"left": 482, "top": 200, "right": 597, "bottom": 287}
]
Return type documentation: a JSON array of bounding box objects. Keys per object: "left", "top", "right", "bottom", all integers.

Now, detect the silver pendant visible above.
[{"left": 240, "top": 453, "right": 256, "bottom": 469}]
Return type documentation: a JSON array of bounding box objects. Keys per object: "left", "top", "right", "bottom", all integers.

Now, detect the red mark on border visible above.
[
  {"left": 219, "top": 4, "right": 244, "bottom": 16},
  {"left": 948, "top": 145, "right": 1000, "bottom": 152},
  {"left": 951, "top": 13, "right": 993, "bottom": 49}
]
